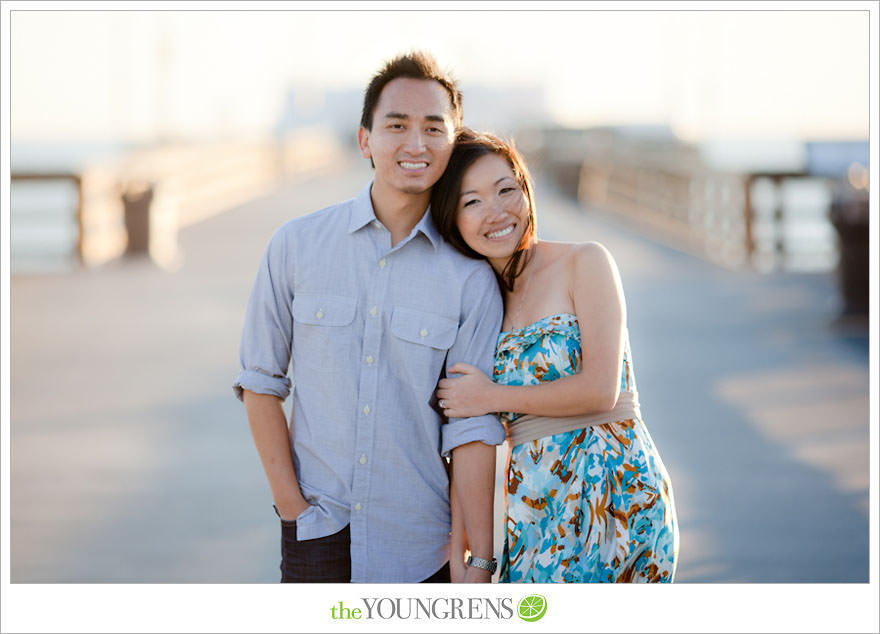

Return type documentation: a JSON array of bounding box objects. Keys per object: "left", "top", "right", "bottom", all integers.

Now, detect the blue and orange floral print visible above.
[{"left": 494, "top": 314, "right": 678, "bottom": 583}]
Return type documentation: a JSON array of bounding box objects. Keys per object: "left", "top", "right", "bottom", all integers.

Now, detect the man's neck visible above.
[{"left": 370, "top": 183, "right": 431, "bottom": 247}]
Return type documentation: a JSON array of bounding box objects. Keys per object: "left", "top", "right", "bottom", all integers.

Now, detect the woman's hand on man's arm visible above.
[{"left": 437, "top": 363, "right": 499, "bottom": 418}]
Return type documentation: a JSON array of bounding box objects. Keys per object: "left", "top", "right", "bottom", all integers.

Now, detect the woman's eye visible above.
[
  {"left": 500, "top": 187, "right": 516, "bottom": 195},
  {"left": 462, "top": 199, "right": 479, "bottom": 208}
]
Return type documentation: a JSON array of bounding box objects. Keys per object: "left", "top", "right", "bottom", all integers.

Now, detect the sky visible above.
[{"left": 8, "top": 7, "right": 871, "bottom": 145}]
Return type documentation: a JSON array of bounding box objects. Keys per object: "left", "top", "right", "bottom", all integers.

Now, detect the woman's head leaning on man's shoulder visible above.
[{"left": 431, "top": 128, "right": 538, "bottom": 292}]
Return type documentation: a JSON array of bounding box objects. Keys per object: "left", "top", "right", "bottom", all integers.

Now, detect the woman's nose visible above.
[{"left": 486, "top": 196, "right": 509, "bottom": 220}]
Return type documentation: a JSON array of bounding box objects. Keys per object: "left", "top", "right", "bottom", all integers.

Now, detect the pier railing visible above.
[
  {"left": 529, "top": 128, "right": 840, "bottom": 271},
  {"left": 11, "top": 128, "right": 343, "bottom": 270},
  {"left": 9, "top": 171, "right": 86, "bottom": 265}
]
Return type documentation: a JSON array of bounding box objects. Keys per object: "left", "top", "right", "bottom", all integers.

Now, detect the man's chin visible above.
[
  {"left": 397, "top": 182, "right": 433, "bottom": 196},
  {"left": 402, "top": 187, "right": 431, "bottom": 195}
]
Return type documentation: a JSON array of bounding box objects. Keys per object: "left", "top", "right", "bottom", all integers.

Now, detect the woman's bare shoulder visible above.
[
  {"left": 538, "top": 239, "right": 611, "bottom": 261},
  {"left": 545, "top": 240, "right": 616, "bottom": 274},
  {"left": 564, "top": 242, "right": 623, "bottom": 302}
]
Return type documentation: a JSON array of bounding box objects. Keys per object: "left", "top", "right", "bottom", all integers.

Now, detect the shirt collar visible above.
[
  {"left": 348, "top": 181, "right": 442, "bottom": 252},
  {"left": 413, "top": 203, "right": 442, "bottom": 251},
  {"left": 348, "top": 182, "right": 380, "bottom": 234}
]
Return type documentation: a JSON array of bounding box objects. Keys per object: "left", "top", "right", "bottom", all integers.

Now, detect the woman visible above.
[{"left": 432, "top": 130, "right": 678, "bottom": 583}]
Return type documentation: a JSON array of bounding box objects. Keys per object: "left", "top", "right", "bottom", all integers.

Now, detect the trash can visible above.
[
  {"left": 122, "top": 184, "right": 154, "bottom": 256},
  {"left": 829, "top": 189, "right": 868, "bottom": 316}
]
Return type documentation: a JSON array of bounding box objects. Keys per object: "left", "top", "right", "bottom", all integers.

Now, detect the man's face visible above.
[{"left": 358, "top": 77, "right": 456, "bottom": 198}]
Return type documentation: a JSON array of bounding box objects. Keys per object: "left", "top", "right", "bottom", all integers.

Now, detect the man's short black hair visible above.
[{"left": 360, "top": 50, "right": 463, "bottom": 131}]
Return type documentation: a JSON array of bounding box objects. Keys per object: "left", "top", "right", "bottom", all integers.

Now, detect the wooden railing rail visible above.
[
  {"left": 10, "top": 172, "right": 85, "bottom": 264},
  {"left": 10, "top": 129, "right": 344, "bottom": 270}
]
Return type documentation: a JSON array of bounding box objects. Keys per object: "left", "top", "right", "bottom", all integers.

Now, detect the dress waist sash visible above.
[{"left": 505, "top": 391, "right": 641, "bottom": 447}]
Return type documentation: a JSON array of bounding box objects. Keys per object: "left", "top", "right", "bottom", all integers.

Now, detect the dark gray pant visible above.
[{"left": 279, "top": 519, "right": 450, "bottom": 583}]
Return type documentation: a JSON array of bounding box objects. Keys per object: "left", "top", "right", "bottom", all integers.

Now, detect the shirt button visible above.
[
  {"left": 372, "top": 220, "right": 382, "bottom": 229},
  {"left": 354, "top": 503, "right": 362, "bottom": 512},
  {"left": 362, "top": 405, "right": 371, "bottom": 415},
  {"left": 420, "top": 328, "right": 428, "bottom": 338},
  {"left": 316, "top": 310, "right": 324, "bottom": 319},
  {"left": 378, "top": 258, "right": 386, "bottom": 269},
  {"left": 369, "top": 306, "right": 377, "bottom": 317},
  {"left": 365, "top": 355, "right": 374, "bottom": 365},
  {"left": 359, "top": 454, "right": 367, "bottom": 465}
]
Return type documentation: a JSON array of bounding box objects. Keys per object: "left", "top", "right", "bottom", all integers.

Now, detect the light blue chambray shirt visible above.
[{"left": 233, "top": 181, "right": 505, "bottom": 583}]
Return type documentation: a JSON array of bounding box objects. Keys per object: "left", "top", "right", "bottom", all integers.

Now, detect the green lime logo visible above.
[{"left": 517, "top": 594, "right": 547, "bottom": 622}]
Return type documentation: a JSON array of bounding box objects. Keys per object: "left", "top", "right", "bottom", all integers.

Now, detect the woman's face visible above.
[{"left": 455, "top": 152, "right": 529, "bottom": 267}]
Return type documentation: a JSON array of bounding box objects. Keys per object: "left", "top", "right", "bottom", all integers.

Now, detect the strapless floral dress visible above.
[{"left": 494, "top": 313, "right": 678, "bottom": 583}]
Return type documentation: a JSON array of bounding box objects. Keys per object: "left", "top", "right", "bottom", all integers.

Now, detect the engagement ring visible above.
[{"left": 439, "top": 399, "right": 447, "bottom": 409}]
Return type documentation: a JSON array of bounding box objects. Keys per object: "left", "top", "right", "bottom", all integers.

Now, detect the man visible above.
[{"left": 233, "top": 51, "right": 505, "bottom": 583}]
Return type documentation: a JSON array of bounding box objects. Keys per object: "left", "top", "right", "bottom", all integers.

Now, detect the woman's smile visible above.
[{"left": 486, "top": 223, "right": 517, "bottom": 240}]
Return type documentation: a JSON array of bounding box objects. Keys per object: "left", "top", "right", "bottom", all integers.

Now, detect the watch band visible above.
[{"left": 466, "top": 555, "right": 498, "bottom": 574}]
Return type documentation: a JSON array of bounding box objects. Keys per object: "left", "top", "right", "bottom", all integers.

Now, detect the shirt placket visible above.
[{"left": 349, "top": 230, "right": 394, "bottom": 581}]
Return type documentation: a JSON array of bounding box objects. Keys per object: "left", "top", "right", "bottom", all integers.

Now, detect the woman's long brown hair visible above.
[{"left": 431, "top": 129, "right": 537, "bottom": 293}]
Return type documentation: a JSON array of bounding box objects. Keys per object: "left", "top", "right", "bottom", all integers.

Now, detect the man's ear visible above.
[{"left": 357, "top": 127, "right": 372, "bottom": 160}]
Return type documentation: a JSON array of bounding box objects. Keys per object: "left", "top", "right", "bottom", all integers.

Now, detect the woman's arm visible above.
[{"left": 437, "top": 242, "right": 626, "bottom": 419}]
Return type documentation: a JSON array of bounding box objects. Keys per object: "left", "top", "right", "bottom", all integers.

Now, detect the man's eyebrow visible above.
[
  {"left": 383, "top": 112, "right": 448, "bottom": 123},
  {"left": 460, "top": 177, "right": 514, "bottom": 198}
]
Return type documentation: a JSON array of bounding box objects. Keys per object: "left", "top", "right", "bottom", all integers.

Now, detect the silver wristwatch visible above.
[{"left": 466, "top": 555, "right": 498, "bottom": 574}]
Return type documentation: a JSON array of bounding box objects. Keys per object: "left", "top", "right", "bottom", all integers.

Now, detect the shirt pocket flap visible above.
[
  {"left": 391, "top": 307, "right": 458, "bottom": 349},
  {"left": 292, "top": 294, "right": 357, "bottom": 327}
]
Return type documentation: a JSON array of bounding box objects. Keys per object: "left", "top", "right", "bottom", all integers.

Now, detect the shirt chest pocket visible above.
[
  {"left": 390, "top": 307, "right": 458, "bottom": 395},
  {"left": 292, "top": 294, "right": 357, "bottom": 374}
]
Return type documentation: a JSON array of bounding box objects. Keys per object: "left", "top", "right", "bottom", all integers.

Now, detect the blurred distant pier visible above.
[
  {"left": 10, "top": 127, "right": 344, "bottom": 273},
  {"left": 12, "top": 126, "right": 870, "bottom": 309}
]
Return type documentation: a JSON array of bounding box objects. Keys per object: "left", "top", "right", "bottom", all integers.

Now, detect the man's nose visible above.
[{"left": 403, "top": 128, "right": 427, "bottom": 153}]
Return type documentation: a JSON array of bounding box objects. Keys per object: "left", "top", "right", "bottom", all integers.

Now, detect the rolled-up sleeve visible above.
[
  {"left": 233, "top": 228, "right": 295, "bottom": 402},
  {"left": 441, "top": 263, "right": 506, "bottom": 456}
]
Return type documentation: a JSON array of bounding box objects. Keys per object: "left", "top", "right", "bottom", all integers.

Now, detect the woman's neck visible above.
[{"left": 490, "top": 240, "right": 539, "bottom": 279}]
